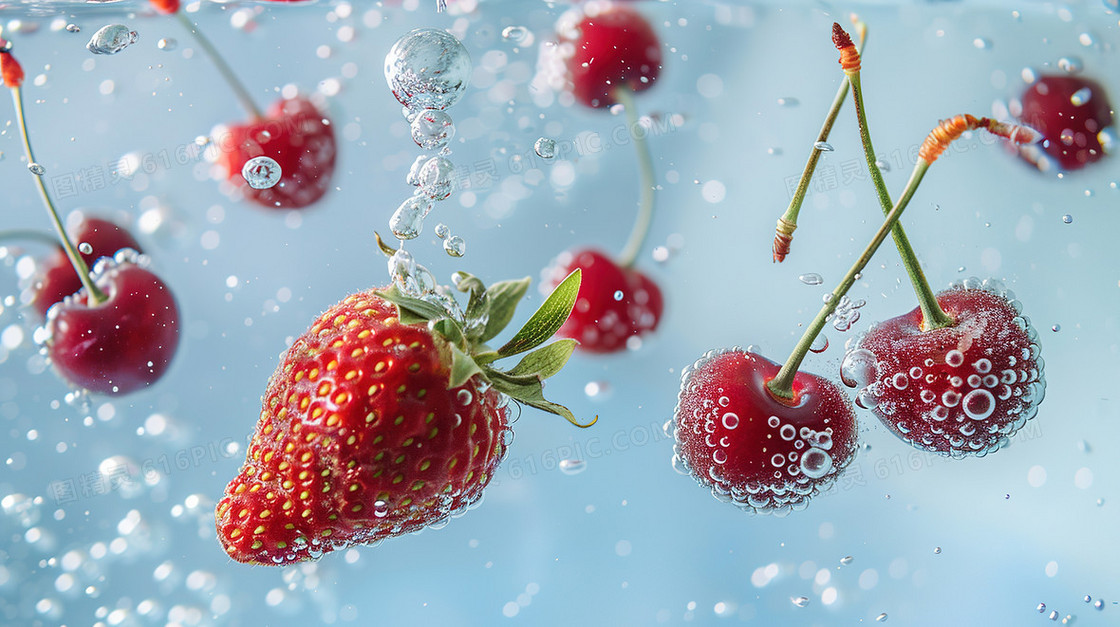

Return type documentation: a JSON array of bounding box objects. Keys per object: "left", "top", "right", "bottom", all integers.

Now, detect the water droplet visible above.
[
  {"left": 387, "top": 248, "right": 418, "bottom": 292},
  {"left": 721, "top": 412, "right": 739, "bottom": 430},
  {"left": 443, "top": 235, "right": 465, "bottom": 258},
  {"left": 410, "top": 109, "right": 455, "bottom": 150},
  {"left": 434, "top": 223, "right": 450, "bottom": 239},
  {"left": 86, "top": 25, "right": 139, "bottom": 55},
  {"left": 534, "top": 137, "right": 556, "bottom": 159},
  {"left": 389, "top": 196, "right": 434, "bottom": 240},
  {"left": 875, "top": 160, "right": 891, "bottom": 172},
  {"left": 813, "top": 141, "right": 834, "bottom": 152},
  {"left": 876, "top": 613, "right": 888, "bottom": 623},
  {"left": 962, "top": 389, "right": 995, "bottom": 420},
  {"left": 809, "top": 335, "right": 829, "bottom": 353},
  {"left": 384, "top": 28, "right": 472, "bottom": 111},
  {"left": 65, "top": 24, "right": 80, "bottom": 33},
  {"left": 77, "top": 242, "right": 94, "bottom": 255},
  {"left": 457, "top": 389, "right": 473, "bottom": 406},
  {"left": 501, "top": 25, "right": 530, "bottom": 44},
  {"left": 934, "top": 546, "right": 942, "bottom": 554},
  {"left": 157, "top": 37, "right": 176, "bottom": 51},
  {"left": 28, "top": 162, "right": 46, "bottom": 176},
  {"left": 1058, "top": 56, "right": 1083, "bottom": 73},
  {"left": 558, "top": 459, "right": 586, "bottom": 475},
  {"left": 241, "top": 156, "right": 282, "bottom": 189},
  {"left": 1094, "top": 599, "right": 1105, "bottom": 610},
  {"left": 840, "top": 556, "right": 854, "bottom": 566},
  {"left": 791, "top": 596, "right": 810, "bottom": 608},
  {"left": 798, "top": 273, "right": 823, "bottom": 286},
  {"left": 1062, "top": 214, "right": 1073, "bottom": 224},
  {"left": 418, "top": 156, "right": 456, "bottom": 201},
  {"left": 840, "top": 348, "right": 877, "bottom": 388},
  {"left": 945, "top": 350, "right": 965, "bottom": 367},
  {"left": 373, "top": 500, "right": 389, "bottom": 518},
  {"left": 613, "top": 290, "right": 624, "bottom": 301},
  {"left": 799, "top": 448, "right": 833, "bottom": 479}
]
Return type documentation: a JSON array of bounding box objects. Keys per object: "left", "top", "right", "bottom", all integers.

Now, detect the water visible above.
[{"left": 0, "top": 1, "right": 1117, "bottom": 626}]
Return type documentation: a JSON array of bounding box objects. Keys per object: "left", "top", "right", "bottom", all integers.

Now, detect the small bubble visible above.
[
  {"left": 28, "top": 163, "right": 46, "bottom": 176},
  {"left": 443, "top": 235, "right": 465, "bottom": 257},
  {"left": 373, "top": 500, "right": 389, "bottom": 518},
  {"left": 1084, "top": 595, "right": 1093, "bottom": 603},
  {"left": 876, "top": 613, "right": 888, "bottom": 623},
  {"left": 1048, "top": 610, "right": 1059, "bottom": 620},
  {"left": 1094, "top": 599, "right": 1105, "bottom": 610},
  {"left": 798, "top": 273, "right": 823, "bottom": 286},
  {"left": 933, "top": 546, "right": 942, "bottom": 554},
  {"left": 434, "top": 223, "right": 449, "bottom": 239},
  {"left": 456, "top": 389, "right": 473, "bottom": 406},
  {"left": 558, "top": 459, "right": 586, "bottom": 476},
  {"left": 410, "top": 108, "right": 455, "bottom": 150},
  {"left": 840, "top": 556, "right": 854, "bottom": 566},
  {"left": 613, "top": 290, "right": 624, "bottom": 301},
  {"left": 875, "top": 160, "right": 891, "bottom": 172},
  {"left": 157, "top": 38, "right": 177, "bottom": 51},
  {"left": 791, "top": 596, "right": 810, "bottom": 608},
  {"left": 1070, "top": 87, "right": 1093, "bottom": 107},
  {"left": 86, "top": 24, "right": 139, "bottom": 55},
  {"left": 1058, "top": 57, "right": 1083, "bottom": 73},
  {"left": 77, "top": 242, "right": 93, "bottom": 254},
  {"left": 777, "top": 97, "right": 799, "bottom": 107},
  {"left": 241, "top": 156, "right": 282, "bottom": 189},
  {"left": 534, "top": 137, "right": 556, "bottom": 159},
  {"left": 973, "top": 37, "right": 991, "bottom": 49},
  {"left": 66, "top": 24, "right": 80, "bottom": 33},
  {"left": 1037, "top": 603, "right": 1046, "bottom": 613},
  {"left": 814, "top": 141, "right": 834, "bottom": 152},
  {"left": 1062, "top": 214, "right": 1073, "bottom": 224},
  {"left": 1051, "top": 324, "right": 1061, "bottom": 332},
  {"left": 809, "top": 335, "right": 829, "bottom": 353},
  {"left": 501, "top": 26, "right": 530, "bottom": 44}
]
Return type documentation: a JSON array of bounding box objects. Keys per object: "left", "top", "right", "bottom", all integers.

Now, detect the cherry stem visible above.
[
  {"left": 845, "top": 71, "right": 953, "bottom": 331},
  {"left": 175, "top": 11, "right": 264, "bottom": 120},
  {"left": 767, "top": 159, "right": 931, "bottom": 400},
  {"left": 773, "top": 18, "right": 866, "bottom": 263},
  {"left": 613, "top": 87, "right": 656, "bottom": 269},
  {"left": 9, "top": 87, "right": 107, "bottom": 305}
]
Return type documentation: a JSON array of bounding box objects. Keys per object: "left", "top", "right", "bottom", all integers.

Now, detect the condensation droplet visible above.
[
  {"left": 87, "top": 25, "right": 138, "bottom": 55},
  {"left": 241, "top": 156, "right": 282, "bottom": 189}
]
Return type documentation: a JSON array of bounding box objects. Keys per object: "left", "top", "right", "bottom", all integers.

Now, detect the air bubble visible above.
[
  {"left": 809, "top": 335, "right": 829, "bottom": 353},
  {"left": 945, "top": 350, "right": 964, "bottom": 367},
  {"left": 28, "top": 163, "right": 46, "bottom": 176},
  {"left": 792, "top": 596, "right": 810, "bottom": 608},
  {"left": 87, "top": 25, "right": 138, "bottom": 55},
  {"left": 1058, "top": 57, "right": 1083, "bottom": 73},
  {"left": 410, "top": 109, "right": 455, "bottom": 150},
  {"left": 962, "top": 389, "right": 995, "bottom": 420},
  {"left": 840, "top": 349, "right": 877, "bottom": 388},
  {"left": 389, "top": 196, "right": 434, "bottom": 240},
  {"left": 798, "top": 273, "right": 823, "bottom": 286},
  {"left": 767, "top": 416, "right": 780, "bottom": 428},
  {"left": 443, "top": 235, "right": 465, "bottom": 258},
  {"left": 417, "top": 157, "right": 456, "bottom": 201},
  {"left": 241, "top": 156, "right": 282, "bottom": 189},
  {"left": 457, "top": 389, "right": 473, "bottom": 406},
  {"left": 840, "top": 556, "right": 854, "bottom": 566},
  {"left": 721, "top": 413, "right": 739, "bottom": 430},
  {"left": 558, "top": 459, "right": 586, "bottom": 475},
  {"left": 373, "top": 500, "right": 389, "bottom": 518},
  {"left": 813, "top": 142, "right": 834, "bottom": 152},
  {"left": 77, "top": 242, "right": 94, "bottom": 254},
  {"left": 534, "top": 137, "right": 556, "bottom": 159},
  {"left": 780, "top": 424, "right": 796, "bottom": 440},
  {"left": 384, "top": 29, "right": 472, "bottom": 110},
  {"left": 799, "top": 448, "right": 833, "bottom": 479},
  {"left": 1062, "top": 214, "right": 1073, "bottom": 224}
]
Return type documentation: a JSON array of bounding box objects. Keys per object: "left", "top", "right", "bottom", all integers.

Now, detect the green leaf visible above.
[
  {"left": 448, "top": 343, "right": 484, "bottom": 388},
  {"left": 452, "top": 271, "right": 487, "bottom": 296},
  {"left": 431, "top": 318, "right": 465, "bottom": 346},
  {"left": 495, "top": 270, "right": 580, "bottom": 358},
  {"left": 487, "top": 369, "right": 597, "bottom": 428},
  {"left": 506, "top": 339, "right": 577, "bottom": 381},
  {"left": 478, "top": 277, "right": 530, "bottom": 343},
  {"left": 455, "top": 272, "right": 490, "bottom": 340},
  {"left": 377, "top": 285, "right": 448, "bottom": 324}
]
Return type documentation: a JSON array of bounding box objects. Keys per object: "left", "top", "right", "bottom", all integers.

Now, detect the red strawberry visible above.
[
  {"left": 217, "top": 269, "right": 589, "bottom": 565},
  {"left": 1017, "top": 74, "right": 1113, "bottom": 171},
  {"left": 845, "top": 279, "right": 1045, "bottom": 457},
  {"left": 47, "top": 259, "right": 180, "bottom": 396},
  {"left": 31, "top": 217, "right": 142, "bottom": 316},
  {"left": 563, "top": 4, "right": 662, "bottom": 108},
  {"left": 211, "top": 96, "right": 337, "bottom": 210},
  {"left": 541, "top": 248, "right": 662, "bottom": 353},
  {"left": 672, "top": 348, "right": 858, "bottom": 514}
]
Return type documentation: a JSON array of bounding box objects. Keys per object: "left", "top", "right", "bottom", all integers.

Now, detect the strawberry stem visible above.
[
  {"left": 175, "top": 11, "right": 264, "bottom": 120},
  {"left": 840, "top": 40, "right": 953, "bottom": 331},
  {"left": 613, "top": 87, "right": 656, "bottom": 269},
  {"left": 772, "top": 18, "right": 866, "bottom": 263},
  {"left": 767, "top": 159, "right": 931, "bottom": 401},
  {"left": 9, "top": 86, "right": 107, "bottom": 305}
]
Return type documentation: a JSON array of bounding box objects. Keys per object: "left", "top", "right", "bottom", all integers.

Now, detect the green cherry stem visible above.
[
  {"left": 613, "top": 87, "right": 656, "bottom": 269},
  {"left": 175, "top": 11, "right": 264, "bottom": 120},
  {"left": 836, "top": 24, "right": 953, "bottom": 331},
  {"left": 772, "top": 18, "right": 866, "bottom": 263},
  {"left": 767, "top": 160, "right": 931, "bottom": 401},
  {"left": 9, "top": 85, "right": 107, "bottom": 305}
]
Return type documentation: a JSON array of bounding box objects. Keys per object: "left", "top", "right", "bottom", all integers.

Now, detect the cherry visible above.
[
  {"left": 31, "top": 217, "right": 142, "bottom": 316},
  {"left": 1018, "top": 74, "right": 1114, "bottom": 171},
  {"left": 563, "top": 4, "right": 662, "bottom": 108},
  {"left": 211, "top": 95, "right": 337, "bottom": 210},
  {"left": 844, "top": 279, "right": 1044, "bottom": 457},
  {"left": 673, "top": 348, "right": 858, "bottom": 514},
  {"left": 47, "top": 260, "right": 180, "bottom": 396},
  {"left": 541, "top": 248, "right": 662, "bottom": 353}
]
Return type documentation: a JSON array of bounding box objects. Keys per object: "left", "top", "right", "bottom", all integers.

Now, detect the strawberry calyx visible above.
[{"left": 374, "top": 243, "right": 595, "bottom": 428}]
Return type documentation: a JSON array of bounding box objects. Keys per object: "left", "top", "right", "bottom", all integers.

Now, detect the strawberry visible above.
[
  {"left": 47, "top": 256, "right": 180, "bottom": 396},
  {"left": 217, "top": 268, "right": 590, "bottom": 565},
  {"left": 844, "top": 278, "right": 1045, "bottom": 457},
  {"left": 562, "top": 4, "right": 662, "bottom": 108},
  {"left": 541, "top": 248, "right": 662, "bottom": 353},
  {"left": 1017, "top": 74, "right": 1113, "bottom": 171},
  {"left": 672, "top": 348, "right": 858, "bottom": 514},
  {"left": 31, "top": 216, "right": 142, "bottom": 316},
  {"left": 211, "top": 95, "right": 337, "bottom": 210}
]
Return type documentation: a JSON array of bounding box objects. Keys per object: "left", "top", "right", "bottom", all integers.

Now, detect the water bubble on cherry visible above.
[
  {"left": 809, "top": 335, "right": 829, "bottom": 353},
  {"left": 813, "top": 141, "right": 834, "bottom": 152},
  {"left": 418, "top": 156, "right": 456, "bottom": 201},
  {"left": 945, "top": 350, "right": 965, "bottom": 367},
  {"left": 799, "top": 448, "right": 833, "bottom": 479},
  {"left": 443, "top": 235, "right": 466, "bottom": 258},
  {"left": 384, "top": 28, "right": 472, "bottom": 111},
  {"left": 534, "top": 137, "right": 557, "bottom": 159},
  {"left": 389, "top": 196, "right": 434, "bottom": 240},
  {"left": 558, "top": 459, "right": 587, "bottom": 476},
  {"left": 410, "top": 109, "right": 455, "bottom": 150},
  {"left": 1069, "top": 87, "right": 1093, "bottom": 107},
  {"left": 241, "top": 156, "right": 282, "bottom": 190},
  {"left": 77, "top": 242, "right": 93, "bottom": 255},
  {"left": 613, "top": 290, "right": 624, "bottom": 301},
  {"left": 798, "top": 273, "right": 823, "bottom": 286},
  {"left": 87, "top": 25, "right": 139, "bottom": 55},
  {"left": 841, "top": 348, "right": 877, "bottom": 388},
  {"left": 28, "top": 162, "right": 46, "bottom": 176}
]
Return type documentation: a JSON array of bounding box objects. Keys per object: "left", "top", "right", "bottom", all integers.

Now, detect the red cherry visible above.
[
  {"left": 47, "top": 262, "right": 180, "bottom": 396},
  {"left": 541, "top": 248, "right": 662, "bottom": 353},
  {"left": 147, "top": 0, "right": 179, "bottom": 14},
  {"left": 31, "top": 217, "right": 142, "bottom": 316},
  {"left": 673, "top": 348, "right": 858, "bottom": 514},
  {"left": 1018, "top": 74, "right": 1113, "bottom": 171},
  {"left": 846, "top": 279, "right": 1045, "bottom": 457},
  {"left": 212, "top": 96, "right": 337, "bottom": 210},
  {"left": 564, "top": 5, "right": 662, "bottom": 108}
]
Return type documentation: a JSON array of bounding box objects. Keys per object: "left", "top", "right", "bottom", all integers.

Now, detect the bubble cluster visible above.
[{"left": 844, "top": 278, "right": 1045, "bottom": 457}]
